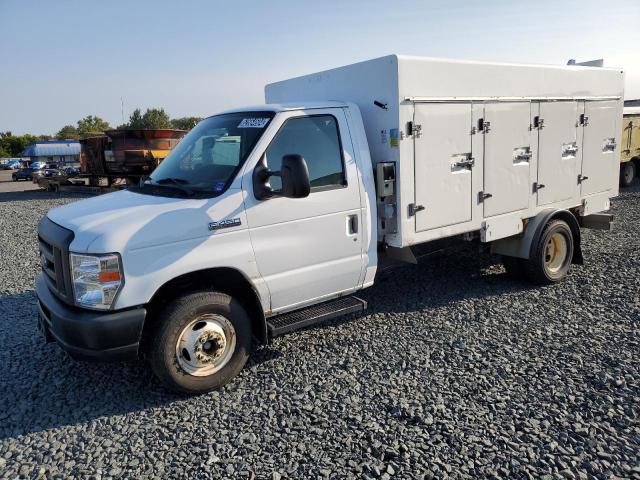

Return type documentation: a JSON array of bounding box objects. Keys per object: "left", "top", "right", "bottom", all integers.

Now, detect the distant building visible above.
[{"left": 21, "top": 140, "right": 80, "bottom": 165}]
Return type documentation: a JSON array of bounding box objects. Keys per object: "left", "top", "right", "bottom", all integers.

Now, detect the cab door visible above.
[{"left": 243, "top": 109, "right": 364, "bottom": 313}]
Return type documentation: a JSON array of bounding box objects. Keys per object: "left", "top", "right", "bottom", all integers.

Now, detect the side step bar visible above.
[{"left": 267, "top": 296, "right": 367, "bottom": 338}]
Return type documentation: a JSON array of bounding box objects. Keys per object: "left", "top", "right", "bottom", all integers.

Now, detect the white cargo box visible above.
[{"left": 266, "top": 55, "right": 624, "bottom": 248}]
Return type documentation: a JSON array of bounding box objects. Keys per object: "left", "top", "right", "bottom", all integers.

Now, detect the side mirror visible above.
[{"left": 253, "top": 154, "right": 310, "bottom": 200}]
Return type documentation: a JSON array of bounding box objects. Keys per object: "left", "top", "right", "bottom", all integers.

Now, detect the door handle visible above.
[{"left": 347, "top": 214, "right": 358, "bottom": 235}]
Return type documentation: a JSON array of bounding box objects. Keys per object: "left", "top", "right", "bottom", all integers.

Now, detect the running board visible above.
[{"left": 267, "top": 296, "right": 367, "bottom": 338}]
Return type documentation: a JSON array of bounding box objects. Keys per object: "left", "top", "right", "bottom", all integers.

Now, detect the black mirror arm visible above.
[{"left": 252, "top": 157, "right": 280, "bottom": 200}]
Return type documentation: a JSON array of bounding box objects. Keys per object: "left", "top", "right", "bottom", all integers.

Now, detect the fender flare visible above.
[{"left": 491, "top": 209, "right": 583, "bottom": 264}]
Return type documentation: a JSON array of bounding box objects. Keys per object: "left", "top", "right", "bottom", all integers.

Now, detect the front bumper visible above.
[{"left": 35, "top": 274, "right": 146, "bottom": 361}]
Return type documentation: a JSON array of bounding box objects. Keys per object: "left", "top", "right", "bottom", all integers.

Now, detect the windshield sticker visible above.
[
  {"left": 238, "top": 118, "right": 270, "bottom": 129},
  {"left": 213, "top": 182, "right": 225, "bottom": 192}
]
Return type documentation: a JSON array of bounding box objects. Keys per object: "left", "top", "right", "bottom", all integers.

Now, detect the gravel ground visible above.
[{"left": 0, "top": 185, "right": 638, "bottom": 479}]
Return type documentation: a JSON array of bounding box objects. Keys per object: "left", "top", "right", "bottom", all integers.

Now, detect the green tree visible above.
[
  {"left": 141, "top": 108, "right": 172, "bottom": 129},
  {"left": 125, "top": 108, "right": 145, "bottom": 129},
  {"left": 56, "top": 125, "right": 79, "bottom": 139},
  {"left": 76, "top": 115, "right": 111, "bottom": 137},
  {"left": 120, "top": 108, "right": 172, "bottom": 129},
  {"left": 170, "top": 116, "right": 203, "bottom": 130}
]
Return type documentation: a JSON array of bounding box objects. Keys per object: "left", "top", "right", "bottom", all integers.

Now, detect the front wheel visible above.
[{"left": 148, "top": 290, "right": 252, "bottom": 394}]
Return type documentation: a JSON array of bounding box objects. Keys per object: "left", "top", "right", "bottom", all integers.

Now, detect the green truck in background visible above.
[{"left": 620, "top": 106, "right": 640, "bottom": 187}]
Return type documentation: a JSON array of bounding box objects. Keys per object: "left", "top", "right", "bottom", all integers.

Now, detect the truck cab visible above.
[{"left": 36, "top": 102, "right": 377, "bottom": 393}]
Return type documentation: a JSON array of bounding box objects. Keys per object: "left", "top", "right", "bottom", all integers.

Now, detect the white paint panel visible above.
[
  {"left": 537, "top": 102, "right": 581, "bottom": 205},
  {"left": 581, "top": 101, "right": 620, "bottom": 196},
  {"left": 244, "top": 108, "right": 364, "bottom": 312},
  {"left": 483, "top": 102, "right": 531, "bottom": 217},
  {"left": 414, "top": 103, "right": 472, "bottom": 232}
]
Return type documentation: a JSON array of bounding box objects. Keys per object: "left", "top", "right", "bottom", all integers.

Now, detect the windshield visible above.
[{"left": 144, "top": 111, "right": 274, "bottom": 196}]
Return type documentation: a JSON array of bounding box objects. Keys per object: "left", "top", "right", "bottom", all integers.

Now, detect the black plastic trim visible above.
[{"left": 36, "top": 274, "right": 146, "bottom": 361}]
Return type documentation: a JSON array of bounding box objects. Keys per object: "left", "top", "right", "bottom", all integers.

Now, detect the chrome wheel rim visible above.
[
  {"left": 544, "top": 232, "right": 568, "bottom": 273},
  {"left": 175, "top": 314, "right": 236, "bottom": 377}
]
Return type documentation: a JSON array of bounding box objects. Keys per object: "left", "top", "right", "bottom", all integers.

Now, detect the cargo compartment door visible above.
[
  {"left": 482, "top": 102, "right": 532, "bottom": 217},
  {"left": 580, "top": 101, "right": 619, "bottom": 196},
  {"left": 536, "top": 101, "right": 581, "bottom": 205},
  {"left": 414, "top": 103, "right": 473, "bottom": 232}
]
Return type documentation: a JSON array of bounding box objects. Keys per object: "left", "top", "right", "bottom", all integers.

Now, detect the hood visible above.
[{"left": 47, "top": 189, "right": 243, "bottom": 253}]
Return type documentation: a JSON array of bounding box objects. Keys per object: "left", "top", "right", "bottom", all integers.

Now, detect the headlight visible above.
[{"left": 70, "top": 253, "right": 123, "bottom": 310}]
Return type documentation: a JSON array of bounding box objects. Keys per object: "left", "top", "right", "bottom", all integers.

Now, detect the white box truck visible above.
[{"left": 35, "top": 55, "right": 624, "bottom": 393}]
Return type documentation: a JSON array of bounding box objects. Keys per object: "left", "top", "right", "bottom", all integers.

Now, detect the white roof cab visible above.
[{"left": 35, "top": 55, "right": 624, "bottom": 393}]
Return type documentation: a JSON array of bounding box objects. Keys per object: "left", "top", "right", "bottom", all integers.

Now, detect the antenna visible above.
[{"left": 121, "top": 97, "right": 125, "bottom": 123}]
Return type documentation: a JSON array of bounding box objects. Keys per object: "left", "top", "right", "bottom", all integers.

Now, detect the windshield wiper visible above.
[{"left": 152, "top": 177, "right": 195, "bottom": 196}]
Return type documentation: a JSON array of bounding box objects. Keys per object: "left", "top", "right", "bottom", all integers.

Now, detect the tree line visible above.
[{"left": 0, "top": 108, "right": 203, "bottom": 158}]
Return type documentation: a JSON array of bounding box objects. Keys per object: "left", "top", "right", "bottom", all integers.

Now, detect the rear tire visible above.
[
  {"left": 523, "top": 219, "right": 574, "bottom": 285},
  {"left": 148, "top": 290, "right": 252, "bottom": 394},
  {"left": 620, "top": 162, "right": 635, "bottom": 187}
]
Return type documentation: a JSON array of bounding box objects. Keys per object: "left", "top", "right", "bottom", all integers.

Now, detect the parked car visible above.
[
  {"left": 33, "top": 168, "right": 63, "bottom": 180},
  {"left": 29, "top": 161, "right": 46, "bottom": 170},
  {"left": 62, "top": 166, "right": 80, "bottom": 176},
  {"left": 12, "top": 168, "right": 35, "bottom": 181},
  {"left": 3, "top": 161, "right": 21, "bottom": 170}
]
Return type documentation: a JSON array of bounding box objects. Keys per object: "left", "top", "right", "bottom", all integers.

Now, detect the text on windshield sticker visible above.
[{"left": 238, "top": 118, "right": 270, "bottom": 128}]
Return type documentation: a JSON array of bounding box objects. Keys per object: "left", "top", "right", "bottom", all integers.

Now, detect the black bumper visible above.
[{"left": 35, "top": 274, "right": 146, "bottom": 361}]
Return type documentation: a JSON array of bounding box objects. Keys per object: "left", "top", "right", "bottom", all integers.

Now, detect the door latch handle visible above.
[
  {"left": 347, "top": 214, "right": 358, "bottom": 235},
  {"left": 452, "top": 157, "right": 475, "bottom": 170},
  {"left": 578, "top": 174, "right": 589, "bottom": 184},
  {"left": 533, "top": 182, "right": 546, "bottom": 192}
]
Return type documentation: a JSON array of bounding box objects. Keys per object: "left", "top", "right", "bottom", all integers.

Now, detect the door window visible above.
[{"left": 265, "top": 115, "right": 346, "bottom": 192}]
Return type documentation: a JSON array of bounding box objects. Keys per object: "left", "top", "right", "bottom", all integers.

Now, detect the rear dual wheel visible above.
[{"left": 502, "top": 219, "right": 574, "bottom": 285}]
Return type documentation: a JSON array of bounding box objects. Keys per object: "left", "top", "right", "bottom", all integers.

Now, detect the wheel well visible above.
[{"left": 142, "top": 268, "right": 267, "bottom": 352}]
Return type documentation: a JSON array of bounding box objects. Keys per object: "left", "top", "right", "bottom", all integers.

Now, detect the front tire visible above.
[
  {"left": 148, "top": 290, "right": 252, "bottom": 394},
  {"left": 620, "top": 162, "right": 636, "bottom": 187},
  {"left": 523, "top": 219, "right": 574, "bottom": 285}
]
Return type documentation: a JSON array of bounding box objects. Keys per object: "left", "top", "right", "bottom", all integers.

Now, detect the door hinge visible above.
[
  {"left": 408, "top": 121, "right": 422, "bottom": 138},
  {"left": 533, "top": 116, "right": 545, "bottom": 130},
  {"left": 408, "top": 203, "right": 425, "bottom": 216},
  {"left": 478, "top": 191, "right": 493, "bottom": 202},
  {"left": 578, "top": 174, "right": 589, "bottom": 184},
  {"left": 580, "top": 114, "right": 589, "bottom": 126},
  {"left": 533, "top": 182, "right": 546, "bottom": 192},
  {"left": 470, "top": 126, "right": 477, "bottom": 135},
  {"left": 478, "top": 118, "right": 491, "bottom": 134}
]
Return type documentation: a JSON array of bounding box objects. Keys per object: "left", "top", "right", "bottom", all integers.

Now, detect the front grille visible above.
[{"left": 37, "top": 216, "right": 74, "bottom": 305}]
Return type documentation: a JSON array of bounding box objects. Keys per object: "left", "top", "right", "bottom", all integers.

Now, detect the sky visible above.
[{"left": 1, "top": 0, "right": 639, "bottom": 135}]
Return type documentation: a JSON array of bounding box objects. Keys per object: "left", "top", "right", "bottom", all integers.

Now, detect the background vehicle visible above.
[
  {"left": 35, "top": 55, "right": 623, "bottom": 394},
  {"left": 13, "top": 167, "right": 35, "bottom": 181},
  {"left": 2, "top": 160, "right": 21, "bottom": 170},
  {"left": 619, "top": 106, "right": 640, "bottom": 187},
  {"left": 35, "top": 129, "right": 187, "bottom": 193},
  {"left": 29, "top": 161, "right": 45, "bottom": 170},
  {"left": 33, "top": 168, "right": 63, "bottom": 181}
]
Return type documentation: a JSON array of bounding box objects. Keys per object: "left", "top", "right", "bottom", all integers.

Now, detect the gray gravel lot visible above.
[{"left": 0, "top": 185, "right": 638, "bottom": 479}]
